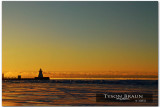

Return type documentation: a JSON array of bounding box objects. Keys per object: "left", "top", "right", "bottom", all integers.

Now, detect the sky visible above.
[{"left": 2, "top": 1, "right": 158, "bottom": 79}]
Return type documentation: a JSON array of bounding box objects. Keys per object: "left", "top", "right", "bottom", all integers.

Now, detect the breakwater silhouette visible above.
[{"left": 2, "top": 68, "right": 50, "bottom": 80}]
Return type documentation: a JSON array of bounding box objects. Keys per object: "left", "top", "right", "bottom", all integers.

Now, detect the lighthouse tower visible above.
[
  {"left": 35, "top": 68, "right": 49, "bottom": 80},
  {"left": 38, "top": 68, "right": 43, "bottom": 78}
]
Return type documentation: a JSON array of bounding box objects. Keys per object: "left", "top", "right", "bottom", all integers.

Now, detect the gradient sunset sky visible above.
[{"left": 2, "top": 1, "right": 158, "bottom": 78}]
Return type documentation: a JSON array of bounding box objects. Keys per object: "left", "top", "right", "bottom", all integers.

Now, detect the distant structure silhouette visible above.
[
  {"left": 35, "top": 68, "right": 50, "bottom": 80},
  {"left": 38, "top": 68, "right": 43, "bottom": 78},
  {"left": 2, "top": 73, "right": 4, "bottom": 80},
  {"left": 2, "top": 69, "right": 50, "bottom": 80},
  {"left": 18, "top": 75, "right": 21, "bottom": 79}
]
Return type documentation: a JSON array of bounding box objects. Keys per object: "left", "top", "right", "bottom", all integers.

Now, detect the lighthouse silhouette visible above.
[
  {"left": 38, "top": 68, "right": 43, "bottom": 78},
  {"left": 35, "top": 68, "right": 50, "bottom": 80}
]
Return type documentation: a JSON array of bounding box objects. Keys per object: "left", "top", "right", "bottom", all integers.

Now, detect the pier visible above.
[{"left": 2, "top": 68, "right": 50, "bottom": 80}]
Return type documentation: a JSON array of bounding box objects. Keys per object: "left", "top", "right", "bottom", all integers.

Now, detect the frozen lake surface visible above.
[{"left": 2, "top": 80, "right": 158, "bottom": 106}]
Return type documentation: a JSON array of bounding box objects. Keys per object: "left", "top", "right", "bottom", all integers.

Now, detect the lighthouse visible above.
[
  {"left": 38, "top": 68, "right": 43, "bottom": 78},
  {"left": 35, "top": 68, "right": 50, "bottom": 80}
]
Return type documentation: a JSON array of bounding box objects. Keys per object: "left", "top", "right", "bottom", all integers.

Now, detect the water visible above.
[{"left": 2, "top": 80, "right": 158, "bottom": 106}]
